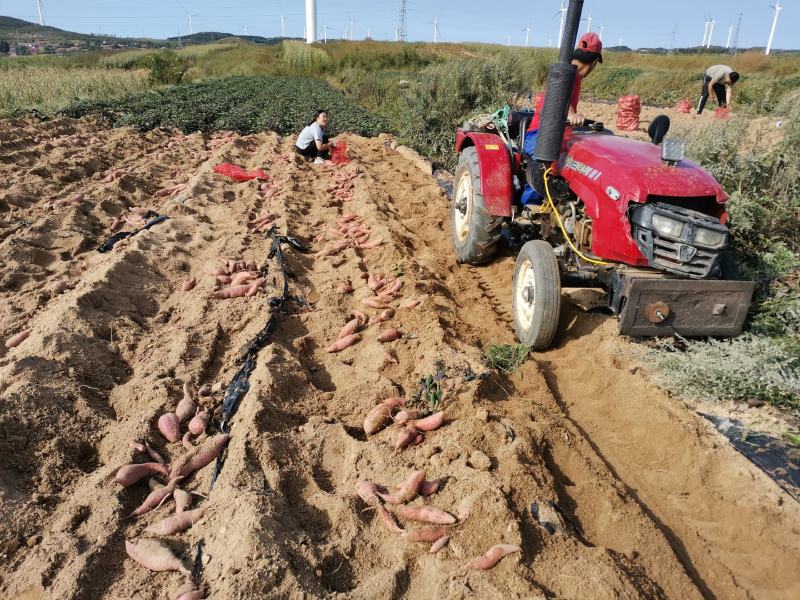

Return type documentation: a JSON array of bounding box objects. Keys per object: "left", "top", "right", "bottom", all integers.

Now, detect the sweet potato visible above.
[
  {"left": 246, "top": 260, "right": 258, "bottom": 271},
  {"left": 130, "top": 477, "right": 183, "bottom": 517},
  {"left": 361, "top": 297, "right": 390, "bottom": 309},
  {"left": 215, "top": 275, "right": 232, "bottom": 285},
  {"left": 376, "top": 292, "right": 398, "bottom": 303},
  {"left": 394, "top": 409, "right": 424, "bottom": 425},
  {"left": 188, "top": 409, "right": 210, "bottom": 435},
  {"left": 402, "top": 526, "right": 448, "bottom": 543},
  {"left": 337, "top": 281, "right": 354, "bottom": 294},
  {"left": 176, "top": 383, "right": 197, "bottom": 423},
  {"left": 367, "top": 274, "right": 386, "bottom": 292},
  {"left": 245, "top": 278, "right": 266, "bottom": 297},
  {"left": 466, "top": 544, "right": 521, "bottom": 570},
  {"left": 349, "top": 310, "right": 368, "bottom": 323},
  {"left": 198, "top": 384, "right": 212, "bottom": 397},
  {"left": 457, "top": 494, "right": 479, "bottom": 521},
  {"left": 115, "top": 462, "right": 169, "bottom": 487},
  {"left": 377, "top": 328, "right": 401, "bottom": 343},
  {"left": 158, "top": 413, "right": 181, "bottom": 443},
  {"left": 181, "top": 277, "right": 197, "bottom": 292},
  {"left": 174, "top": 583, "right": 204, "bottom": 600},
  {"left": 173, "top": 488, "right": 192, "bottom": 514},
  {"left": 363, "top": 402, "right": 393, "bottom": 435},
  {"left": 125, "top": 538, "right": 189, "bottom": 573},
  {"left": 326, "top": 333, "right": 361, "bottom": 353},
  {"left": 394, "top": 424, "right": 419, "bottom": 453},
  {"left": 409, "top": 411, "right": 444, "bottom": 432},
  {"left": 181, "top": 431, "right": 195, "bottom": 451},
  {"left": 356, "top": 480, "right": 380, "bottom": 506},
  {"left": 129, "top": 440, "right": 147, "bottom": 454},
  {"left": 420, "top": 480, "right": 440, "bottom": 497},
  {"left": 378, "top": 506, "right": 404, "bottom": 533},
  {"left": 396, "top": 506, "right": 456, "bottom": 525},
  {"left": 358, "top": 238, "right": 383, "bottom": 249},
  {"left": 174, "top": 433, "right": 231, "bottom": 478},
  {"left": 338, "top": 318, "right": 361, "bottom": 340},
  {"left": 146, "top": 507, "right": 206, "bottom": 536},
  {"left": 387, "top": 279, "right": 403, "bottom": 293},
  {"left": 230, "top": 271, "right": 256, "bottom": 286},
  {"left": 430, "top": 535, "right": 450, "bottom": 553},
  {"left": 377, "top": 469, "right": 426, "bottom": 505},
  {"left": 399, "top": 297, "right": 423, "bottom": 309},
  {"left": 371, "top": 308, "right": 395, "bottom": 325},
  {"left": 144, "top": 441, "right": 165, "bottom": 464},
  {"left": 5, "top": 329, "right": 31, "bottom": 349},
  {"left": 212, "top": 283, "right": 251, "bottom": 299}
]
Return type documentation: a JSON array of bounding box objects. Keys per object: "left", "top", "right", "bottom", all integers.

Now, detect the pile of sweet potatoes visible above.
[{"left": 117, "top": 381, "right": 230, "bottom": 599}]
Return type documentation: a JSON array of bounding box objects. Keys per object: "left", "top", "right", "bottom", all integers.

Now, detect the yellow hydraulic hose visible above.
[{"left": 543, "top": 167, "right": 610, "bottom": 266}]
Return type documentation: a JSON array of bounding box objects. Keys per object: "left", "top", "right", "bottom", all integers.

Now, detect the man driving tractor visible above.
[{"left": 521, "top": 31, "right": 603, "bottom": 204}]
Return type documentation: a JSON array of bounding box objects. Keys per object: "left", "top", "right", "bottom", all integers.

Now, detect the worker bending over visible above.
[{"left": 697, "top": 65, "right": 740, "bottom": 114}]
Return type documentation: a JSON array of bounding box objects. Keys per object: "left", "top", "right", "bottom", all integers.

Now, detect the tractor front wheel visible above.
[
  {"left": 512, "top": 240, "right": 561, "bottom": 350},
  {"left": 451, "top": 147, "right": 502, "bottom": 265}
]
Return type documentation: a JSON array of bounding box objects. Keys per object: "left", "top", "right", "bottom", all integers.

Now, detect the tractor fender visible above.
[{"left": 456, "top": 131, "right": 513, "bottom": 217}]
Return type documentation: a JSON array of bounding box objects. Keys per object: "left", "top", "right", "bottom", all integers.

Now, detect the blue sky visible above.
[{"left": 1, "top": 1, "right": 795, "bottom": 50}]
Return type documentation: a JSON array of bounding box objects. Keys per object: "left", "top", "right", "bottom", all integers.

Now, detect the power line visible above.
[{"left": 398, "top": 0, "right": 407, "bottom": 42}]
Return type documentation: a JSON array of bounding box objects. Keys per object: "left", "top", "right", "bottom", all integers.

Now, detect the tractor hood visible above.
[{"left": 563, "top": 134, "right": 727, "bottom": 204}]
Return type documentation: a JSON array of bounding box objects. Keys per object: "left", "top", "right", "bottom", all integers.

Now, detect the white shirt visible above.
[
  {"left": 296, "top": 122, "right": 325, "bottom": 149},
  {"left": 705, "top": 65, "right": 733, "bottom": 85}
]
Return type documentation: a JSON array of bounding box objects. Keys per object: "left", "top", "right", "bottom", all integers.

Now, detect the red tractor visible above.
[{"left": 450, "top": 2, "right": 754, "bottom": 350}]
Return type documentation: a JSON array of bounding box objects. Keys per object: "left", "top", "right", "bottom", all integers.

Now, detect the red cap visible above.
[{"left": 577, "top": 32, "right": 603, "bottom": 61}]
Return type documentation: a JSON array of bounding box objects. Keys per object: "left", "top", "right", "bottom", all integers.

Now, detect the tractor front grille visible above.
[
  {"left": 634, "top": 228, "right": 719, "bottom": 278},
  {"left": 630, "top": 202, "right": 728, "bottom": 279}
]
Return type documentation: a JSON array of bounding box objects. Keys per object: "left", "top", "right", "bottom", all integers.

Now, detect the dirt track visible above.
[{"left": 0, "top": 117, "right": 798, "bottom": 599}]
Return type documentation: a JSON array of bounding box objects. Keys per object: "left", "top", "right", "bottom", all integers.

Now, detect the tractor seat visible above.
[{"left": 508, "top": 110, "right": 535, "bottom": 142}]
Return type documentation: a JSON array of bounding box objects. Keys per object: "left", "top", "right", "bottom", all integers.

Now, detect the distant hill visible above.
[
  {"left": 0, "top": 15, "right": 160, "bottom": 46},
  {"left": 167, "top": 31, "right": 295, "bottom": 45}
]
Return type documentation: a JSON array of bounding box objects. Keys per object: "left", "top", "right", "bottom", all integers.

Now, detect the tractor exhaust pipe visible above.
[{"left": 533, "top": 0, "right": 584, "bottom": 167}]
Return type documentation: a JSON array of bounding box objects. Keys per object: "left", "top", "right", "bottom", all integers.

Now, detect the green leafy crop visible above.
[{"left": 60, "top": 75, "right": 388, "bottom": 138}]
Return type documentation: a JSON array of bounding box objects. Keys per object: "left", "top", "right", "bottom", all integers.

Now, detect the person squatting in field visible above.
[
  {"left": 520, "top": 32, "right": 603, "bottom": 205},
  {"left": 696, "top": 65, "right": 740, "bottom": 114},
  {"left": 295, "top": 109, "right": 332, "bottom": 164}
]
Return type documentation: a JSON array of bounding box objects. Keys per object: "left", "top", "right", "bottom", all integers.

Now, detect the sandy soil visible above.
[{"left": 0, "top": 116, "right": 798, "bottom": 599}]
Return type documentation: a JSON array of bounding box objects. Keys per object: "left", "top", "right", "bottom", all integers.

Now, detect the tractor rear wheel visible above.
[
  {"left": 512, "top": 240, "right": 561, "bottom": 350},
  {"left": 451, "top": 147, "right": 502, "bottom": 265}
]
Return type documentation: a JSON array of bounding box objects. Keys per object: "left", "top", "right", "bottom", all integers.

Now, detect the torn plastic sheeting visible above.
[
  {"left": 213, "top": 163, "right": 268, "bottom": 182},
  {"left": 699, "top": 412, "right": 799, "bottom": 502},
  {"left": 97, "top": 214, "right": 169, "bottom": 253},
  {"left": 209, "top": 227, "right": 308, "bottom": 489}
]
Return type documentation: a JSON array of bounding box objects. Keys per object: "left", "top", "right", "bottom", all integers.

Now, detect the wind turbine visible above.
[
  {"left": 701, "top": 18, "right": 710, "bottom": 46},
  {"left": 280, "top": 16, "right": 286, "bottom": 38},
  {"left": 766, "top": 1, "right": 782, "bottom": 55},
  {"left": 321, "top": 24, "right": 329, "bottom": 44},
  {"left": 433, "top": 16, "right": 440, "bottom": 44},
  {"left": 240, "top": 25, "right": 249, "bottom": 36},
  {"left": 584, "top": 12, "right": 593, "bottom": 33},
  {"left": 599, "top": 24, "right": 604, "bottom": 41},
  {"left": 554, "top": 1, "right": 567, "bottom": 48},
  {"left": 706, "top": 18, "right": 716, "bottom": 48},
  {"left": 522, "top": 25, "right": 530, "bottom": 48},
  {"left": 35, "top": 0, "right": 44, "bottom": 26},
  {"left": 506, "top": 34, "right": 511, "bottom": 47},
  {"left": 395, "top": 25, "right": 400, "bottom": 41},
  {"left": 305, "top": 0, "right": 317, "bottom": 43},
  {"left": 183, "top": 8, "right": 199, "bottom": 36},
  {"left": 725, "top": 25, "right": 733, "bottom": 48}
]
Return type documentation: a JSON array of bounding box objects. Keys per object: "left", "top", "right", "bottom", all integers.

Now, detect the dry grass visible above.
[{"left": 0, "top": 67, "right": 149, "bottom": 115}]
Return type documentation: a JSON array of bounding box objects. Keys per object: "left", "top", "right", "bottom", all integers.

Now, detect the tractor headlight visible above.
[
  {"left": 694, "top": 227, "right": 726, "bottom": 247},
  {"left": 651, "top": 213, "right": 684, "bottom": 238},
  {"left": 661, "top": 139, "right": 686, "bottom": 164}
]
